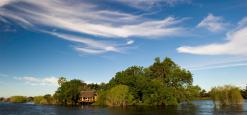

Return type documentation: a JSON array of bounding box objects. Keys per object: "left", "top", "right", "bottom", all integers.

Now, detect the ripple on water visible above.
[{"left": 0, "top": 100, "right": 247, "bottom": 115}]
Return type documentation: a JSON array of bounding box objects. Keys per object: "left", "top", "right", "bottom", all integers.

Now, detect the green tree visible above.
[
  {"left": 33, "top": 96, "right": 47, "bottom": 104},
  {"left": 143, "top": 57, "right": 195, "bottom": 105},
  {"left": 148, "top": 57, "right": 192, "bottom": 88},
  {"left": 53, "top": 57, "right": 201, "bottom": 106},
  {"left": 58, "top": 77, "right": 67, "bottom": 86},
  {"left": 10, "top": 96, "right": 27, "bottom": 103},
  {"left": 199, "top": 89, "right": 210, "bottom": 98},
  {"left": 94, "top": 90, "right": 107, "bottom": 106},
  {"left": 43, "top": 94, "right": 54, "bottom": 104},
  {"left": 108, "top": 66, "right": 148, "bottom": 103},
  {"left": 54, "top": 79, "right": 89, "bottom": 105},
  {"left": 106, "top": 57, "right": 198, "bottom": 106},
  {"left": 106, "top": 85, "right": 133, "bottom": 106}
]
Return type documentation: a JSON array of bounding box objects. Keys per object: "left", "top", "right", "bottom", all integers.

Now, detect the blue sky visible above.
[{"left": 0, "top": 0, "right": 247, "bottom": 97}]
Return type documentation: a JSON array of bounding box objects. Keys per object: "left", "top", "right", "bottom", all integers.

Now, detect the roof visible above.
[{"left": 80, "top": 91, "right": 96, "bottom": 98}]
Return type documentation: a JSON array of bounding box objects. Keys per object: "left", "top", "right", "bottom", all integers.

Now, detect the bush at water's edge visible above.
[
  {"left": 210, "top": 85, "right": 244, "bottom": 106},
  {"left": 9, "top": 96, "right": 27, "bottom": 103}
]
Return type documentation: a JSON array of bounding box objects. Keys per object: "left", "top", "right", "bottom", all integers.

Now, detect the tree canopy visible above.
[
  {"left": 54, "top": 79, "right": 89, "bottom": 105},
  {"left": 53, "top": 57, "right": 201, "bottom": 106},
  {"left": 106, "top": 57, "right": 199, "bottom": 106}
]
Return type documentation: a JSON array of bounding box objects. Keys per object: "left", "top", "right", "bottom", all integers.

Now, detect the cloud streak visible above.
[
  {"left": 46, "top": 31, "right": 120, "bottom": 54},
  {"left": 1, "top": 1, "right": 184, "bottom": 38},
  {"left": 178, "top": 17, "right": 247, "bottom": 56},
  {"left": 126, "top": 40, "right": 134, "bottom": 45},
  {"left": 197, "top": 13, "right": 228, "bottom": 32},
  {"left": 189, "top": 62, "right": 247, "bottom": 71},
  {"left": 118, "top": 0, "right": 190, "bottom": 10},
  {"left": 0, "top": 0, "right": 185, "bottom": 54},
  {"left": 15, "top": 76, "right": 58, "bottom": 86},
  {"left": 0, "top": 0, "right": 13, "bottom": 7}
]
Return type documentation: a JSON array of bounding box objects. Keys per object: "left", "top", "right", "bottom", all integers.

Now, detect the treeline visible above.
[
  {"left": 53, "top": 57, "right": 202, "bottom": 106},
  {"left": 0, "top": 95, "right": 56, "bottom": 104},
  {"left": 51, "top": 57, "right": 247, "bottom": 106},
  {"left": 1, "top": 57, "right": 246, "bottom": 106}
]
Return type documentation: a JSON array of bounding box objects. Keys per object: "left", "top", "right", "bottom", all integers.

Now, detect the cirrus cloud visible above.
[
  {"left": 0, "top": 0, "right": 186, "bottom": 55},
  {"left": 197, "top": 13, "right": 228, "bottom": 32},
  {"left": 177, "top": 17, "right": 247, "bottom": 56},
  {"left": 15, "top": 76, "right": 58, "bottom": 86},
  {"left": 126, "top": 40, "right": 134, "bottom": 45},
  {"left": 118, "top": 0, "right": 190, "bottom": 10},
  {"left": 0, "top": 0, "right": 13, "bottom": 7}
]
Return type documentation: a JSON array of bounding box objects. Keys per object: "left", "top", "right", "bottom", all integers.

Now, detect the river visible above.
[{"left": 0, "top": 100, "right": 247, "bottom": 115}]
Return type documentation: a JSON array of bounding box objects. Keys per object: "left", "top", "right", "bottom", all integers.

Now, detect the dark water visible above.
[{"left": 0, "top": 100, "right": 247, "bottom": 115}]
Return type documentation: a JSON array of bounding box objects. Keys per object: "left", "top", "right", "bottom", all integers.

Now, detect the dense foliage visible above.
[
  {"left": 54, "top": 79, "right": 89, "bottom": 105},
  {"left": 3, "top": 57, "right": 198, "bottom": 106},
  {"left": 3, "top": 57, "right": 246, "bottom": 106},
  {"left": 106, "top": 85, "right": 133, "bottom": 106},
  {"left": 210, "top": 85, "right": 244, "bottom": 106},
  {"left": 33, "top": 96, "right": 48, "bottom": 104},
  {"left": 240, "top": 89, "right": 247, "bottom": 99},
  {"left": 51, "top": 57, "right": 201, "bottom": 106},
  {"left": 106, "top": 57, "right": 200, "bottom": 106},
  {"left": 199, "top": 89, "right": 210, "bottom": 99},
  {"left": 2, "top": 95, "right": 55, "bottom": 104},
  {"left": 10, "top": 96, "right": 27, "bottom": 103},
  {"left": 33, "top": 94, "right": 55, "bottom": 104}
]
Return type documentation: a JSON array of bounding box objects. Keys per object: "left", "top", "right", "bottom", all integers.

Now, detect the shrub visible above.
[
  {"left": 94, "top": 90, "right": 107, "bottom": 106},
  {"left": 33, "top": 96, "right": 48, "bottom": 104},
  {"left": 210, "top": 85, "right": 244, "bottom": 106},
  {"left": 106, "top": 85, "right": 133, "bottom": 106},
  {"left": 10, "top": 96, "right": 27, "bottom": 103}
]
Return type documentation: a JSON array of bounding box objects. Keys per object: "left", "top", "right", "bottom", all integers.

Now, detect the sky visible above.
[{"left": 0, "top": 0, "right": 247, "bottom": 97}]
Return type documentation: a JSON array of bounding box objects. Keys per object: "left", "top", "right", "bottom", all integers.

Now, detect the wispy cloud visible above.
[
  {"left": 186, "top": 57, "right": 247, "bottom": 71},
  {"left": 0, "top": 0, "right": 185, "bottom": 54},
  {"left": 189, "top": 62, "right": 247, "bottom": 71},
  {"left": 1, "top": 1, "right": 184, "bottom": 38},
  {"left": 14, "top": 76, "right": 58, "bottom": 86},
  {"left": 0, "top": 0, "right": 12, "bottom": 7},
  {"left": 74, "top": 47, "right": 108, "bottom": 55},
  {"left": 118, "top": 0, "right": 190, "bottom": 10},
  {"left": 197, "top": 13, "right": 228, "bottom": 32},
  {"left": 177, "top": 17, "right": 247, "bottom": 56},
  {"left": 126, "top": 40, "right": 134, "bottom": 45},
  {"left": 46, "top": 31, "right": 120, "bottom": 54},
  {"left": 119, "top": 17, "right": 185, "bottom": 38}
]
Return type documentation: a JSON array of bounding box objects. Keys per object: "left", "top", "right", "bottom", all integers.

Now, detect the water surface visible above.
[{"left": 0, "top": 100, "right": 246, "bottom": 115}]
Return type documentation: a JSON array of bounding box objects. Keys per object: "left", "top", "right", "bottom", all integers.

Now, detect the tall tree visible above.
[
  {"left": 58, "top": 77, "right": 67, "bottom": 86},
  {"left": 148, "top": 57, "right": 192, "bottom": 88},
  {"left": 54, "top": 79, "right": 88, "bottom": 105},
  {"left": 108, "top": 66, "right": 147, "bottom": 102}
]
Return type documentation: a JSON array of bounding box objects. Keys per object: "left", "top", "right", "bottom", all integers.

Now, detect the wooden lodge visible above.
[{"left": 78, "top": 91, "right": 97, "bottom": 104}]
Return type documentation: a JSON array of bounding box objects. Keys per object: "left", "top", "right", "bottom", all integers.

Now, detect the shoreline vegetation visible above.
[
  {"left": 211, "top": 85, "right": 244, "bottom": 106},
  {"left": 1, "top": 57, "right": 246, "bottom": 107}
]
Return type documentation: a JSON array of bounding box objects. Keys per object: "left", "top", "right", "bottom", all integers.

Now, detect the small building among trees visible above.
[{"left": 79, "top": 91, "right": 97, "bottom": 104}]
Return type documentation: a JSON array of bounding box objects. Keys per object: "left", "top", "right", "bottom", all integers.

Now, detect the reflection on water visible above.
[
  {"left": 0, "top": 100, "right": 246, "bottom": 115},
  {"left": 213, "top": 104, "right": 245, "bottom": 115}
]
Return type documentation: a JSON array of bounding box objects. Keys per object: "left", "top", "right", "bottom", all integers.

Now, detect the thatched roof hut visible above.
[
  {"left": 80, "top": 91, "right": 96, "bottom": 98},
  {"left": 79, "top": 91, "right": 97, "bottom": 103}
]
